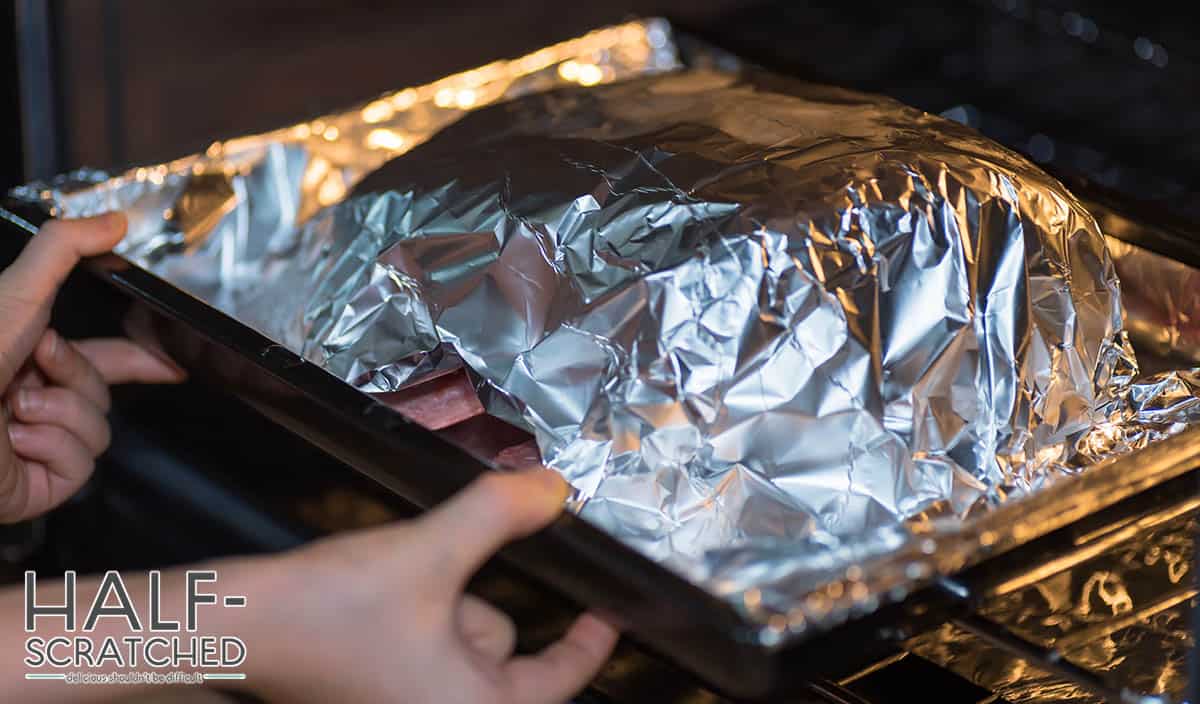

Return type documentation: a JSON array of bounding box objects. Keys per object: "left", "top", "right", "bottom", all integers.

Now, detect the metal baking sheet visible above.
[{"left": 5, "top": 19, "right": 1200, "bottom": 700}]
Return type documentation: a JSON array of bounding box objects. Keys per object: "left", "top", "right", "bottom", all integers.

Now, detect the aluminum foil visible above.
[
  {"left": 7, "top": 20, "right": 1200, "bottom": 646},
  {"left": 1106, "top": 235, "right": 1200, "bottom": 367},
  {"left": 209, "top": 69, "right": 1159, "bottom": 605},
  {"left": 908, "top": 494, "right": 1197, "bottom": 703},
  {"left": 10, "top": 18, "right": 681, "bottom": 306}
]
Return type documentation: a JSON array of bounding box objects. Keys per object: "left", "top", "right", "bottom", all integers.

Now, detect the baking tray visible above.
[
  {"left": 5, "top": 182, "right": 1199, "bottom": 702},
  {"left": 7, "top": 45, "right": 1200, "bottom": 697}
]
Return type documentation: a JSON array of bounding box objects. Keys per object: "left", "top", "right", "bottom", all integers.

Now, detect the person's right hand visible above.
[{"left": 242, "top": 469, "right": 619, "bottom": 704}]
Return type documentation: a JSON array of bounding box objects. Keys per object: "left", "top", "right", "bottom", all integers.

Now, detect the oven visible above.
[{"left": 3, "top": 2, "right": 1198, "bottom": 702}]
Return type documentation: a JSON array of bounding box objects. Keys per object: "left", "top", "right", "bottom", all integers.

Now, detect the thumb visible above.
[
  {"left": 414, "top": 469, "right": 570, "bottom": 592},
  {"left": 4, "top": 213, "right": 127, "bottom": 301},
  {"left": 0, "top": 212, "right": 127, "bottom": 385}
]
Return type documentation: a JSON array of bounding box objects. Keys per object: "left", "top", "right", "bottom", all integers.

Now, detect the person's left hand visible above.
[{"left": 0, "top": 213, "right": 186, "bottom": 523}]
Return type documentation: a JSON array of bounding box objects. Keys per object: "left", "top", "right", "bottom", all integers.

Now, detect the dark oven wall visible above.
[
  {"left": 690, "top": 0, "right": 1200, "bottom": 223},
  {"left": 1, "top": 3, "right": 23, "bottom": 190},
  {"left": 45, "top": 0, "right": 744, "bottom": 175}
]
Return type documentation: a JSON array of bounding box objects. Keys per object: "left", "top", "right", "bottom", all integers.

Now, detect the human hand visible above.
[
  {"left": 0, "top": 213, "right": 186, "bottom": 523},
  {"left": 246, "top": 469, "right": 619, "bottom": 704}
]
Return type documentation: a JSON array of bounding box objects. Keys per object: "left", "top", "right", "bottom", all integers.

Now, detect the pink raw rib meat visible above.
[
  {"left": 493, "top": 440, "right": 542, "bottom": 470},
  {"left": 375, "top": 369, "right": 544, "bottom": 469},
  {"left": 375, "top": 370, "right": 485, "bottom": 430}
]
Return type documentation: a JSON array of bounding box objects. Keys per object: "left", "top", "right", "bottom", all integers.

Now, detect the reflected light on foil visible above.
[
  {"left": 318, "top": 178, "right": 346, "bottom": 206},
  {"left": 455, "top": 89, "right": 478, "bottom": 109},
  {"left": 366, "top": 129, "right": 407, "bottom": 152},
  {"left": 391, "top": 88, "right": 418, "bottom": 111},
  {"left": 303, "top": 157, "right": 331, "bottom": 189},
  {"left": 362, "top": 100, "right": 395, "bottom": 124},
  {"left": 558, "top": 60, "right": 604, "bottom": 86},
  {"left": 577, "top": 63, "right": 604, "bottom": 86},
  {"left": 434, "top": 88, "right": 456, "bottom": 108},
  {"left": 558, "top": 60, "right": 581, "bottom": 81}
]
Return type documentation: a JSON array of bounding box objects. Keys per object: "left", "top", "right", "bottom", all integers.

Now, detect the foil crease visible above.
[{"left": 8, "top": 21, "right": 1200, "bottom": 642}]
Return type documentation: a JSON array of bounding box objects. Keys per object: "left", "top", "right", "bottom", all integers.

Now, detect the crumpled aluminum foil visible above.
[
  {"left": 908, "top": 490, "right": 1196, "bottom": 703},
  {"left": 8, "top": 20, "right": 1200, "bottom": 639},
  {"left": 225, "top": 68, "right": 1162, "bottom": 593}
]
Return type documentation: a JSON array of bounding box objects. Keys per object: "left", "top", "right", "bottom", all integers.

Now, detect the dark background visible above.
[
  {"left": 5, "top": 0, "right": 1200, "bottom": 225},
  {"left": 1, "top": 2, "right": 20, "bottom": 189}
]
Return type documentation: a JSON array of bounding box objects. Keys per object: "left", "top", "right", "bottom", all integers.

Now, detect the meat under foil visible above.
[{"left": 229, "top": 69, "right": 1139, "bottom": 593}]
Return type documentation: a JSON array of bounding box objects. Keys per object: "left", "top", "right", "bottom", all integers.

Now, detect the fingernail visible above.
[
  {"left": 15, "top": 390, "right": 39, "bottom": 414},
  {"left": 43, "top": 329, "right": 58, "bottom": 360},
  {"left": 8, "top": 424, "right": 28, "bottom": 444}
]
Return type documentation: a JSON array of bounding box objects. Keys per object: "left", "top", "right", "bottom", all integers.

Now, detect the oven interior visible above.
[{"left": 4, "top": 1, "right": 1200, "bottom": 702}]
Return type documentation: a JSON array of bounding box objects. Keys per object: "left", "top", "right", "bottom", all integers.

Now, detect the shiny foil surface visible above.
[
  {"left": 908, "top": 495, "right": 1197, "bottom": 703},
  {"left": 8, "top": 21, "right": 1200, "bottom": 653}
]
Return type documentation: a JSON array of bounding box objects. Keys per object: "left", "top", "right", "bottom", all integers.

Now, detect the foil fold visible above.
[{"left": 9, "top": 21, "right": 1200, "bottom": 641}]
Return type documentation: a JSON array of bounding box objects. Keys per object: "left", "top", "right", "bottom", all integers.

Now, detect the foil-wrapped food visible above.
[{"left": 7, "top": 20, "right": 1200, "bottom": 637}]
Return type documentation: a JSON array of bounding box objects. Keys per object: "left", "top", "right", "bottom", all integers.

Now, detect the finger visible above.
[
  {"left": 0, "top": 455, "right": 81, "bottom": 524},
  {"left": 0, "top": 213, "right": 126, "bottom": 386},
  {"left": 10, "top": 363, "right": 45, "bottom": 390},
  {"left": 121, "top": 303, "right": 162, "bottom": 351},
  {"left": 0, "top": 435, "right": 30, "bottom": 523},
  {"left": 457, "top": 595, "right": 517, "bottom": 664},
  {"left": 10, "top": 387, "right": 110, "bottom": 456},
  {"left": 74, "top": 338, "right": 186, "bottom": 385},
  {"left": 414, "top": 469, "right": 570, "bottom": 589},
  {"left": 501, "top": 613, "right": 618, "bottom": 704},
  {"left": 32, "top": 330, "right": 111, "bottom": 412},
  {"left": 0, "top": 455, "right": 45, "bottom": 524},
  {"left": 1, "top": 213, "right": 126, "bottom": 303},
  {"left": 8, "top": 423, "right": 95, "bottom": 484},
  {"left": 3, "top": 366, "right": 45, "bottom": 422}
]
